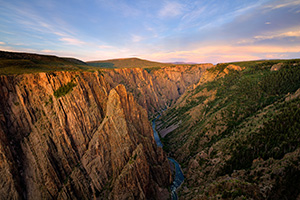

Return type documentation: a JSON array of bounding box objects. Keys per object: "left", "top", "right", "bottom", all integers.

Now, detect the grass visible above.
[
  {"left": 144, "top": 66, "right": 162, "bottom": 73},
  {"left": 88, "top": 62, "right": 116, "bottom": 68},
  {"left": 0, "top": 51, "right": 175, "bottom": 74},
  {"left": 87, "top": 57, "right": 172, "bottom": 68},
  {"left": 0, "top": 50, "right": 105, "bottom": 75},
  {"left": 228, "top": 58, "right": 300, "bottom": 68}
]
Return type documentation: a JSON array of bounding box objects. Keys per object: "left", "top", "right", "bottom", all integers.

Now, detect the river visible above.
[{"left": 152, "top": 116, "right": 184, "bottom": 200}]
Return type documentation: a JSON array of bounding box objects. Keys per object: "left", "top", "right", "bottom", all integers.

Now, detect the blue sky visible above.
[{"left": 0, "top": 0, "right": 300, "bottom": 63}]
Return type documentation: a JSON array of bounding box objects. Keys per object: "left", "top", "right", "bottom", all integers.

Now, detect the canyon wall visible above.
[
  {"left": 0, "top": 71, "right": 171, "bottom": 200},
  {"left": 102, "top": 64, "right": 213, "bottom": 116},
  {"left": 157, "top": 61, "right": 300, "bottom": 199}
]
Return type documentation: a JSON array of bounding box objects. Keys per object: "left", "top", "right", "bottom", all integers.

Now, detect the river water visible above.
[{"left": 152, "top": 116, "right": 184, "bottom": 200}]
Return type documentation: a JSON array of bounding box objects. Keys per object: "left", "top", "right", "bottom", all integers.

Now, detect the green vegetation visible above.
[
  {"left": 159, "top": 58, "right": 300, "bottom": 199},
  {"left": 260, "top": 65, "right": 300, "bottom": 96},
  {"left": 45, "top": 96, "right": 53, "bottom": 106},
  {"left": 223, "top": 99, "right": 300, "bottom": 174},
  {"left": 88, "top": 62, "right": 116, "bottom": 68},
  {"left": 206, "top": 63, "right": 229, "bottom": 73},
  {"left": 129, "top": 153, "right": 138, "bottom": 164},
  {"left": 0, "top": 50, "right": 105, "bottom": 75},
  {"left": 54, "top": 81, "right": 77, "bottom": 98},
  {"left": 87, "top": 57, "right": 172, "bottom": 69},
  {"left": 228, "top": 58, "right": 300, "bottom": 69},
  {"left": 189, "top": 60, "right": 300, "bottom": 140},
  {"left": 144, "top": 66, "right": 162, "bottom": 73}
]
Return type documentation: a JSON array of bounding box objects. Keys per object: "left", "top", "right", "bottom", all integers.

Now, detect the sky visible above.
[{"left": 0, "top": 0, "right": 300, "bottom": 63}]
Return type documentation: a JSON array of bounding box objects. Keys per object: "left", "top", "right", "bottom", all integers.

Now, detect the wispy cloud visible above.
[
  {"left": 59, "top": 37, "right": 86, "bottom": 46},
  {"left": 254, "top": 30, "right": 300, "bottom": 40},
  {"left": 41, "top": 49, "right": 55, "bottom": 53},
  {"left": 95, "top": 0, "right": 141, "bottom": 17},
  {"left": 0, "top": 1, "right": 80, "bottom": 43},
  {"left": 143, "top": 44, "right": 300, "bottom": 63},
  {"left": 0, "top": 45, "right": 36, "bottom": 53},
  {"left": 264, "top": 0, "right": 300, "bottom": 10},
  {"left": 131, "top": 35, "right": 143, "bottom": 43},
  {"left": 98, "top": 45, "right": 114, "bottom": 49},
  {"left": 1, "top": 0, "right": 299, "bottom": 64},
  {"left": 159, "top": 1, "right": 185, "bottom": 18},
  {"left": 177, "top": 1, "right": 264, "bottom": 31}
]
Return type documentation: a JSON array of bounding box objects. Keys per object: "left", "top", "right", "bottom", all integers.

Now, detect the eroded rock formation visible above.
[
  {"left": 0, "top": 71, "right": 171, "bottom": 199},
  {"left": 102, "top": 64, "right": 213, "bottom": 115}
]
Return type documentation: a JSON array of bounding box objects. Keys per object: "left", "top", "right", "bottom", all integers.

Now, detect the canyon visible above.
[
  {"left": 157, "top": 60, "right": 300, "bottom": 199},
  {"left": 0, "top": 51, "right": 212, "bottom": 200},
  {"left": 0, "top": 70, "right": 175, "bottom": 199},
  {"left": 1, "top": 51, "right": 300, "bottom": 199}
]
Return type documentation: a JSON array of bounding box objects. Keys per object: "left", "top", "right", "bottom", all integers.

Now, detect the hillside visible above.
[
  {"left": 157, "top": 59, "right": 300, "bottom": 199},
  {"left": 0, "top": 50, "right": 91, "bottom": 75},
  {"left": 0, "top": 51, "right": 198, "bottom": 75},
  {"left": 87, "top": 57, "right": 173, "bottom": 68}
]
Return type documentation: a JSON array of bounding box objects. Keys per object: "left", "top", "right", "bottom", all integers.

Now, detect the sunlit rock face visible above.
[
  {"left": 0, "top": 71, "right": 171, "bottom": 200},
  {"left": 102, "top": 64, "right": 213, "bottom": 116}
]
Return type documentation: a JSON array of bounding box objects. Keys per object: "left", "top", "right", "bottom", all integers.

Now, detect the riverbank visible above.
[{"left": 152, "top": 117, "right": 184, "bottom": 200}]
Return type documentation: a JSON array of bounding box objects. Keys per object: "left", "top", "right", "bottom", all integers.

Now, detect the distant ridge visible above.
[
  {"left": 0, "top": 50, "right": 88, "bottom": 75},
  {"left": 172, "top": 61, "right": 198, "bottom": 65},
  {"left": 0, "top": 50, "right": 87, "bottom": 65},
  {"left": 87, "top": 57, "right": 172, "bottom": 68}
]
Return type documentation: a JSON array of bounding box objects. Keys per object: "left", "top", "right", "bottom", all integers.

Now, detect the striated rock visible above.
[
  {"left": 102, "top": 64, "right": 213, "bottom": 115},
  {"left": 0, "top": 125, "right": 22, "bottom": 200},
  {"left": 0, "top": 71, "right": 171, "bottom": 199}
]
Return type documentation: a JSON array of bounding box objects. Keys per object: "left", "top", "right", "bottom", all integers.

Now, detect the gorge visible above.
[
  {"left": 1, "top": 51, "right": 300, "bottom": 199},
  {"left": 152, "top": 114, "right": 184, "bottom": 200}
]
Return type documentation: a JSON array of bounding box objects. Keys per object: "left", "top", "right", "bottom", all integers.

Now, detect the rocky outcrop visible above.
[
  {"left": 0, "top": 71, "right": 171, "bottom": 199},
  {"left": 223, "top": 64, "right": 242, "bottom": 74},
  {"left": 270, "top": 63, "right": 283, "bottom": 71},
  {"left": 102, "top": 64, "right": 213, "bottom": 116}
]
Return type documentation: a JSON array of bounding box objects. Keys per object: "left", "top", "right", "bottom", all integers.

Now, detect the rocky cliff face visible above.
[
  {"left": 0, "top": 71, "right": 171, "bottom": 199},
  {"left": 102, "top": 64, "right": 213, "bottom": 116},
  {"left": 157, "top": 61, "right": 300, "bottom": 199}
]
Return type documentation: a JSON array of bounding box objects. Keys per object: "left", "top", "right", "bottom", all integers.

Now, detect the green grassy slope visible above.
[
  {"left": 87, "top": 57, "right": 173, "bottom": 68},
  {"left": 0, "top": 51, "right": 181, "bottom": 74},
  {"left": 0, "top": 50, "right": 91, "bottom": 75},
  {"left": 158, "top": 58, "right": 300, "bottom": 199}
]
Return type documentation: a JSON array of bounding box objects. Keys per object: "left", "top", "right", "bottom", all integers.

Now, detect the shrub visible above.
[{"left": 54, "top": 81, "right": 77, "bottom": 98}]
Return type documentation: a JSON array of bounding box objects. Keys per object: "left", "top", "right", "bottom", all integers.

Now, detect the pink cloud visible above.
[
  {"left": 59, "top": 37, "right": 86, "bottom": 46},
  {"left": 142, "top": 44, "right": 300, "bottom": 63}
]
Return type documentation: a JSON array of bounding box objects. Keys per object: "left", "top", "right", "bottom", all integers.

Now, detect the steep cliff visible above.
[
  {"left": 0, "top": 71, "right": 171, "bottom": 199},
  {"left": 157, "top": 60, "right": 300, "bottom": 199},
  {"left": 102, "top": 64, "right": 213, "bottom": 116}
]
